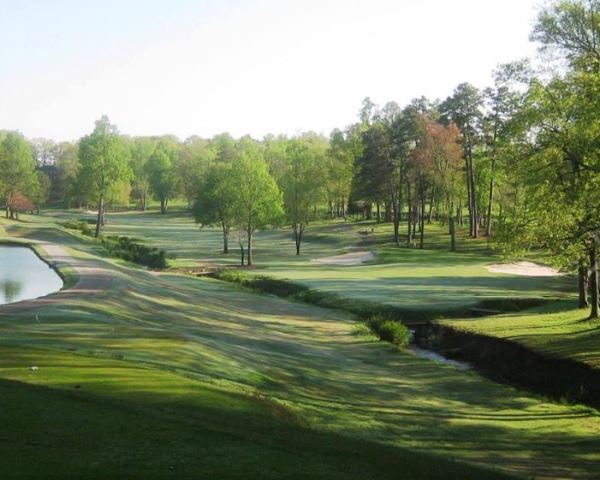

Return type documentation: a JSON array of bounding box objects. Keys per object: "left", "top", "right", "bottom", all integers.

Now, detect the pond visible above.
[{"left": 0, "top": 246, "right": 64, "bottom": 305}]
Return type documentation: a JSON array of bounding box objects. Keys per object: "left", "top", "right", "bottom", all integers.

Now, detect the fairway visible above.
[
  {"left": 46, "top": 209, "right": 576, "bottom": 313},
  {"left": 1, "top": 216, "right": 599, "bottom": 479}
]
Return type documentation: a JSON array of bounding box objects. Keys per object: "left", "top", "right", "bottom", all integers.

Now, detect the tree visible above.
[
  {"left": 531, "top": 0, "right": 600, "bottom": 72},
  {"left": 412, "top": 115, "right": 463, "bottom": 250},
  {"left": 407, "top": 116, "right": 437, "bottom": 249},
  {"left": 31, "top": 138, "right": 56, "bottom": 167},
  {"left": 179, "top": 136, "right": 216, "bottom": 209},
  {"left": 441, "top": 83, "right": 483, "bottom": 238},
  {"left": 0, "top": 132, "right": 37, "bottom": 219},
  {"left": 193, "top": 164, "right": 236, "bottom": 254},
  {"left": 280, "top": 137, "right": 324, "bottom": 255},
  {"left": 229, "top": 150, "right": 283, "bottom": 266},
  {"left": 8, "top": 192, "right": 35, "bottom": 218},
  {"left": 78, "top": 116, "right": 131, "bottom": 237},
  {"left": 482, "top": 60, "right": 531, "bottom": 237},
  {"left": 359, "top": 97, "right": 377, "bottom": 125},
  {"left": 499, "top": 72, "right": 600, "bottom": 318},
  {"left": 106, "top": 179, "right": 132, "bottom": 208},
  {"left": 325, "top": 129, "right": 354, "bottom": 219},
  {"left": 147, "top": 138, "right": 180, "bottom": 214},
  {"left": 51, "top": 141, "right": 81, "bottom": 207},
  {"left": 31, "top": 170, "right": 51, "bottom": 213},
  {"left": 353, "top": 122, "right": 392, "bottom": 221},
  {"left": 388, "top": 103, "right": 424, "bottom": 246},
  {"left": 129, "top": 137, "right": 156, "bottom": 211}
]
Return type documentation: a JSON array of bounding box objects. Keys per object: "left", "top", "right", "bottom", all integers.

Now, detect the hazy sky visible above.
[{"left": 0, "top": 0, "right": 541, "bottom": 141}]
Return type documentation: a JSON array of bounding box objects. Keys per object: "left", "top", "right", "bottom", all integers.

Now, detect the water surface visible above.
[{"left": 0, "top": 246, "right": 63, "bottom": 305}]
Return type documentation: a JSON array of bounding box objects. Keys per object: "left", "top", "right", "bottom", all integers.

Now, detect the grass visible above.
[
  {"left": 44, "top": 208, "right": 576, "bottom": 314},
  {"left": 1, "top": 214, "right": 600, "bottom": 478},
  {"left": 43, "top": 208, "right": 358, "bottom": 268},
  {"left": 444, "top": 301, "right": 600, "bottom": 369},
  {"left": 3, "top": 346, "right": 514, "bottom": 480}
]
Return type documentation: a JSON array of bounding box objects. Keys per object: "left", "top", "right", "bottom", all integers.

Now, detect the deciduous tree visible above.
[{"left": 78, "top": 116, "right": 131, "bottom": 236}]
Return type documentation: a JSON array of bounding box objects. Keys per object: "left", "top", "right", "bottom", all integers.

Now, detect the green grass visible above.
[
  {"left": 42, "top": 208, "right": 358, "bottom": 268},
  {"left": 3, "top": 346, "right": 513, "bottom": 480},
  {"left": 1, "top": 215, "right": 600, "bottom": 478},
  {"left": 444, "top": 301, "right": 600, "bottom": 368},
  {"left": 41, "top": 208, "right": 576, "bottom": 313}
]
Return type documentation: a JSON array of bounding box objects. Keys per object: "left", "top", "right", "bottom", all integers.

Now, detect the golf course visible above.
[
  {"left": 1, "top": 209, "right": 599, "bottom": 479},
  {"left": 3, "top": 1, "right": 600, "bottom": 477}
]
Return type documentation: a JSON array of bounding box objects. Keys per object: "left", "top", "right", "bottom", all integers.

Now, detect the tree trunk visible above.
[
  {"left": 464, "top": 153, "right": 473, "bottom": 235},
  {"left": 579, "top": 261, "right": 589, "bottom": 309},
  {"left": 376, "top": 202, "right": 381, "bottom": 223},
  {"left": 590, "top": 238, "right": 599, "bottom": 319},
  {"left": 406, "top": 182, "right": 413, "bottom": 246},
  {"left": 239, "top": 243, "right": 245, "bottom": 266},
  {"left": 222, "top": 221, "right": 229, "bottom": 254},
  {"left": 485, "top": 156, "right": 496, "bottom": 237},
  {"left": 470, "top": 162, "right": 478, "bottom": 238},
  {"left": 392, "top": 195, "right": 400, "bottom": 247},
  {"left": 419, "top": 187, "right": 425, "bottom": 250},
  {"left": 465, "top": 135, "right": 478, "bottom": 238},
  {"left": 247, "top": 229, "right": 253, "bottom": 266},
  {"left": 427, "top": 187, "right": 435, "bottom": 224},
  {"left": 449, "top": 215, "right": 456, "bottom": 252},
  {"left": 294, "top": 224, "right": 304, "bottom": 256},
  {"left": 384, "top": 200, "right": 391, "bottom": 223},
  {"left": 413, "top": 204, "right": 421, "bottom": 237},
  {"left": 95, "top": 195, "right": 104, "bottom": 238}
]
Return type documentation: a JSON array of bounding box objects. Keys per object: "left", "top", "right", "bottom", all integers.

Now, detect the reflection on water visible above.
[
  {"left": 0, "top": 246, "right": 63, "bottom": 305},
  {"left": 1, "top": 280, "right": 23, "bottom": 303}
]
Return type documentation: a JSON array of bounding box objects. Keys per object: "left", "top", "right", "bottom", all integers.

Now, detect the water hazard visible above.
[{"left": 0, "top": 246, "right": 63, "bottom": 305}]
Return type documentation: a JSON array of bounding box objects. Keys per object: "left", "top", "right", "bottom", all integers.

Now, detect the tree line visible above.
[{"left": 0, "top": 0, "right": 598, "bottom": 316}]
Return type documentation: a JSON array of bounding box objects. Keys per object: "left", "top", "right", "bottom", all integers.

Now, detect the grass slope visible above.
[
  {"left": 3, "top": 347, "right": 510, "bottom": 480},
  {"left": 1, "top": 213, "right": 598, "bottom": 478}
]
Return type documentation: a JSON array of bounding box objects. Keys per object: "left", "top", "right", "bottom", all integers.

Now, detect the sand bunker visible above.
[
  {"left": 312, "top": 251, "right": 374, "bottom": 266},
  {"left": 486, "top": 261, "right": 561, "bottom": 277}
]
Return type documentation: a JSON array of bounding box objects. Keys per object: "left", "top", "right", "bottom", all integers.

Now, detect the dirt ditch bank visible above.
[{"left": 414, "top": 322, "right": 600, "bottom": 410}]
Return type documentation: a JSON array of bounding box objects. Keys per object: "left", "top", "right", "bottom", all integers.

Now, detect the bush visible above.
[
  {"left": 61, "top": 220, "right": 93, "bottom": 236},
  {"left": 213, "top": 271, "right": 309, "bottom": 297},
  {"left": 100, "top": 235, "right": 168, "bottom": 269},
  {"left": 366, "top": 315, "right": 410, "bottom": 348}
]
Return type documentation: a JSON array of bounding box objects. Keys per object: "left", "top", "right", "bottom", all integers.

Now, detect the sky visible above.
[{"left": 0, "top": 0, "right": 542, "bottom": 142}]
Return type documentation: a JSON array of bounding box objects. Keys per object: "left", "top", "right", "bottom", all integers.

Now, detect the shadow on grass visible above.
[{"left": 0, "top": 367, "right": 513, "bottom": 480}]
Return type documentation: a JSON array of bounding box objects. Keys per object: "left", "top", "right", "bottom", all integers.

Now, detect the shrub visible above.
[
  {"left": 366, "top": 315, "right": 410, "bottom": 348},
  {"left": 100, "top": 235, "right": 168, "bottom": 269},
  {"left": 61, "top": 220, "right": 93, "bottom": 236}
]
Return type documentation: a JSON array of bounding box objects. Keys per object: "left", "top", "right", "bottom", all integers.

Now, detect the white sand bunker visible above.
[
  {"left": 313, "top": 251, "right": 374, "bottom": 266},
  {"left": 486, "top": 261, "right": 561, "bottom": 277}
]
